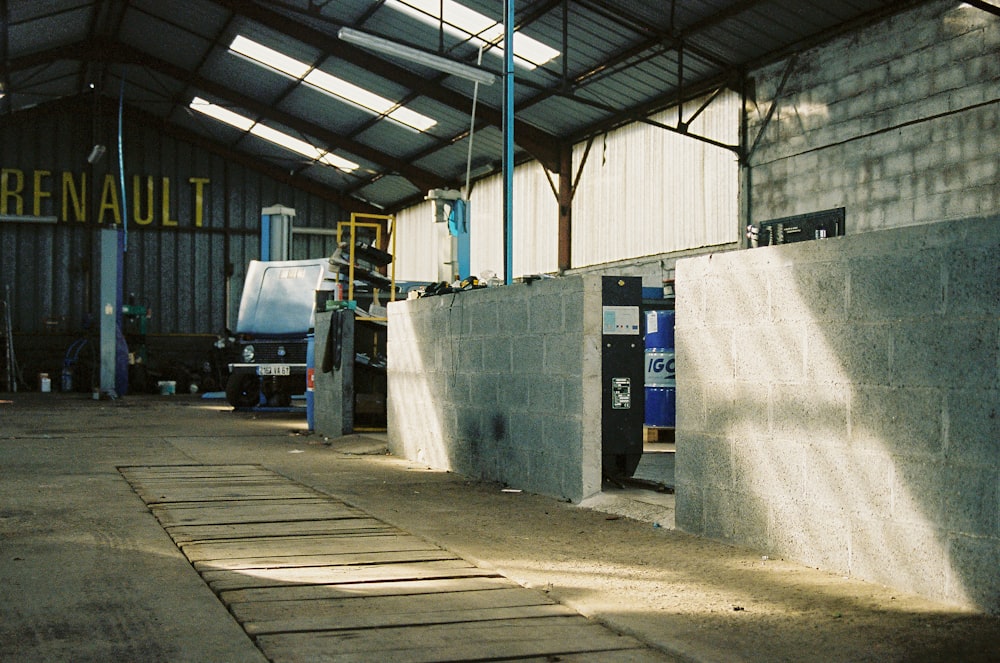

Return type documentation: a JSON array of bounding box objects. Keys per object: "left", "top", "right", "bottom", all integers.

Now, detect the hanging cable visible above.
[
  {"left": 117, "top": 69, "right": 128, "bottom": 252},
  {"left": 464, "top": 45, "right": 484, "bottom": 198}
]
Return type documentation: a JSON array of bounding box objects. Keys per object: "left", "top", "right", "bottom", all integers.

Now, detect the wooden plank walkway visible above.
[{"left": 119, "top": 464, "right": 668, "bottom": 663}]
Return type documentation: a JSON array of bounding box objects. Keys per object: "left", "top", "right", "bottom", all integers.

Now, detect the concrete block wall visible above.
[
  {"left": 747, "top": 1, "right": 1000, "bottom": 233},
  {"left": 674, "top": 215, "right": 1000, "bottom": 613},
  {"left": 387, "top": 275, "right": 604, "bottom": 503}
]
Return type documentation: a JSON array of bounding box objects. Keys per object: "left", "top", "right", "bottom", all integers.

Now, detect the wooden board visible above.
[
  {"left": 256, "top": 619, "right": 649, "bottom": 663},
  {"left": 166, "top": 518, "right": 391, "bottom": 543},
  {"left": 120, "top": 464, "right": 661, "bottom": 662}
]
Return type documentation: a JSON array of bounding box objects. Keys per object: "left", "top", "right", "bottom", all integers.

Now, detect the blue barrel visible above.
[{"left": 644, "top": 309, "right": 676, "bottom": 428}]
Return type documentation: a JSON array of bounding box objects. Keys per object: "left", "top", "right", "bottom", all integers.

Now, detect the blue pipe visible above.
[
  {"left": 503, "top": 0, "right": 514, "bottom": 284},
  {"left": 118, "top": 69, "right": 128, "bottom": 252}
]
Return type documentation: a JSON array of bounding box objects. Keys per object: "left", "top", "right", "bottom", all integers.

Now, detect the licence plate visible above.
[{"left": 259, "top": 364, "right": 291, "bottom": 376}]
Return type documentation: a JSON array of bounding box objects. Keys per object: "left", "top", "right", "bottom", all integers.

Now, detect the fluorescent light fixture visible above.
[
  {"left": 338, "top": 27, "right": 496, "bottom": 85},
  {"left": 189, "top": 97, "right": 359, "bottom": 172},
  {"left": 387, "top": 0, "right": 559, "bottom": 69},
  {"left": 230, "top": 35, "right": 437, "bottom": 131}
]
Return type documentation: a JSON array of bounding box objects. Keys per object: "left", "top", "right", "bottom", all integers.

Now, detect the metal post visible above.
[
  {"left": 503, "top": 0, "right": 515, "bottom": 284},
  {"left": 261, "top": 205, "right": 296, "bottom": 261},
  {"left": 100, "top": 229, "right": 125, "bottom": 397}
]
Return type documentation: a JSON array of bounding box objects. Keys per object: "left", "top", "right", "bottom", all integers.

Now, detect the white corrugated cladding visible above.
[
  {"left": 393, "top": 201, "right": 442, "bottom": 282},
  {"left": 393, "top": 89, "right": 740, "bottom": 281},
  {"left": 571, "top": 90, "right": 740, "bottom": 267},
  {"left": 392, "top": 161, "right": 560, "bottom": 282},
  {"left": 467, "top": 160, "right": 560, "bottom": 279}
]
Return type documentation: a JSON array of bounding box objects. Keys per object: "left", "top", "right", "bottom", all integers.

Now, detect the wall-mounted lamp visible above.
[{"left": 338, "top": 27, "right": 496, "bottom": 86}]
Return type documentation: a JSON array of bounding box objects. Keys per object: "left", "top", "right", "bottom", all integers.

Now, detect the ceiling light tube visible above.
[{"left": 338, "top": 27, "right": 496, "bottom": 86}]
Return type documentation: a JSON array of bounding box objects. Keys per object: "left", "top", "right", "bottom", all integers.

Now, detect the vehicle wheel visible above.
[{"left": 226, "top": 373, "right": 260, "bottom": 408}]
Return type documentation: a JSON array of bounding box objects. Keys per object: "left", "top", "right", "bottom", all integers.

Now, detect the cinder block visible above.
[
  {"left": 544, "top": 416, "right": 583, "bottom": 460},
  {"left": 674, "top": 482, "right": 704, "bottom": 534},
  {"left": 849, "top": 518, "right": 947, "bottom": 601},
  {"left": 893, "top": 459, "right": 997, "bottom": 537},
  {"left": 497, "top": 298, "right": 529, "bottom": 335},
  {"left": 701, "top": 487, "right": 741, "bottom": 541},
  {"left": 734, "top": 321, "right": 807, "bottom": 384},
  {"left": 676, "top": 326, "right": 734, "bottom": 384},
  {"left": 731, "top": 437, "right": 805, "bottom": 498},
  {"left": 769, "top": 499, "right": 851, "bottom": 573},
  {"left": 469, "top": 300, "right": 500, "bottom": 336},
  {"left": 891, "top": 319, "right": 998, "bottom": 389},
  {"left": 512, "top": 335, "right": 544, "bottom": 373},
  {"left": 544, "top": 333, "right": 584, "bottom": 378},
  {"left": 528, "top": 293, "right": 566, "bottom": 334},
  {"left": 456, "top": 337, "right": 483, "bottom": 373},
  {"left": 674, "top": 432, "right": 731, "bottom": 489},
  {"left": 848, "top": 253, "right": 944, "bottom": 321},
  {"left": 851, "top": 385, "right": 944, "bottom": 456},
  {"left": 705, "top": 271, "right": 769, "bottom": 326},
  {"left": 481, "top": 337, "right": 512, "bottom": 373},
  {"left": 470, "top": 375, "right": 498, "bottom": 407},
  {"left": 947, "top": 534, "right": 1000, "bottom": 613},
  {"left": 820, "top": 449, "right": 894, "bottom": 521},
  {"left": 805, "top": 321, "right": 892, "bottom": 386},
  {"left": 945, "top": 388, "right": 1000, "bottom": 468},
  {"left": 497, "top": 374, "right": 530, "bottom": 410},
  {"left": 770, "top": 381, "right": 849, "bottom": 441},
  {"left": 509, "top": 412, "right": 547, "bottom": 451},
  {"left": 562, "top": 290, "right": 585, "bottom": 332},
  {"left": 947, "top": 244, "right": 1000, "bottom": 318},
  {"left": 769, "top": 261, "right": 848, "bottom": 322},
  {"left": 528, "top": 374, "right": 565, "bottom": 414},
  {"left": 730, "top": 494, "right": 772, "bottom": 551}
]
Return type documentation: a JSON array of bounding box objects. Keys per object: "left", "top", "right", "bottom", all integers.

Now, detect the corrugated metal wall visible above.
[
  {"left": 468, "top": 160, "right": 560, "bottom": 279},
  {"left": 392, "top": 159, "right": 563, "bottom": 283},
  {"left": 0, "top": 103, "right": 346, "bottom": 336},
  {"left": 392, "top": 90, "right": 740, "bottom": 281},
  {"left": 0, "top": 91, "right": 740, "bottom": 335},
  {"left": 570, "top": 91, "right": 740, "bottom": 266}
]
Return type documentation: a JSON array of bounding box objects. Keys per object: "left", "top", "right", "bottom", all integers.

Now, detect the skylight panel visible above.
[
  {"left": 304, "top": 69, "right": 436, "bottom": 131},
  {"left": 189, "top": 97, "right": 359, "bottom": 172},
  {"left": 230, "top": 35, "right": 310, "bottom": 78},
  {"left": 229, "top": 36, "right": 437, "bottom": 133},
  {"left": 387, "top": 0, "right": 560, "bottom": 69},
  {"left": 189, "top": 97, "right": 254, "bottom": 131}
]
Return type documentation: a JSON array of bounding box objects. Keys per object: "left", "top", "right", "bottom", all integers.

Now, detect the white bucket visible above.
[
  {"left": 39, "top": 373, "right": 51, "bottom": 393},
  {"left": 157, "top": 380, "right": 176, "bottom": 396}
]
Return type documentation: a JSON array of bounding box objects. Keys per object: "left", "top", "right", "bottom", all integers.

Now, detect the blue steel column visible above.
[{"left": 503, "top": 0, "right": 514, "bottom": 284}]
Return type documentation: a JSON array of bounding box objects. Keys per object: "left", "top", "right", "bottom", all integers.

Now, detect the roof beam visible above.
[
  {"left": 3, "top": 92, "right": 378, "bottom": 213},
  {"left": 115, "top": 42, "right": 442, "bottom": 192},
  {"left": 1, "top": 37, "right": 443, "bottom": 194},
  {"left": 209, "top": 0, "right": 561, "bottom": 171}
]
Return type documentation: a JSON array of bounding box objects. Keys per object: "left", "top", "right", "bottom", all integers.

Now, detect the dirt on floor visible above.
[{"left": 2, "top": 394, "right": 998, "bottom": 663}]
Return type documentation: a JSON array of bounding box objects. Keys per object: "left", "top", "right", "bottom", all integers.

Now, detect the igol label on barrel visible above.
[{"left": 645, "top": 350, "right": 676, "bottom": 387}]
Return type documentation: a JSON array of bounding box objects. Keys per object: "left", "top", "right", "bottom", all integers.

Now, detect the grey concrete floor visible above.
[{"left": 2, "top": 393, "right": 997, "bottom": 662}]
